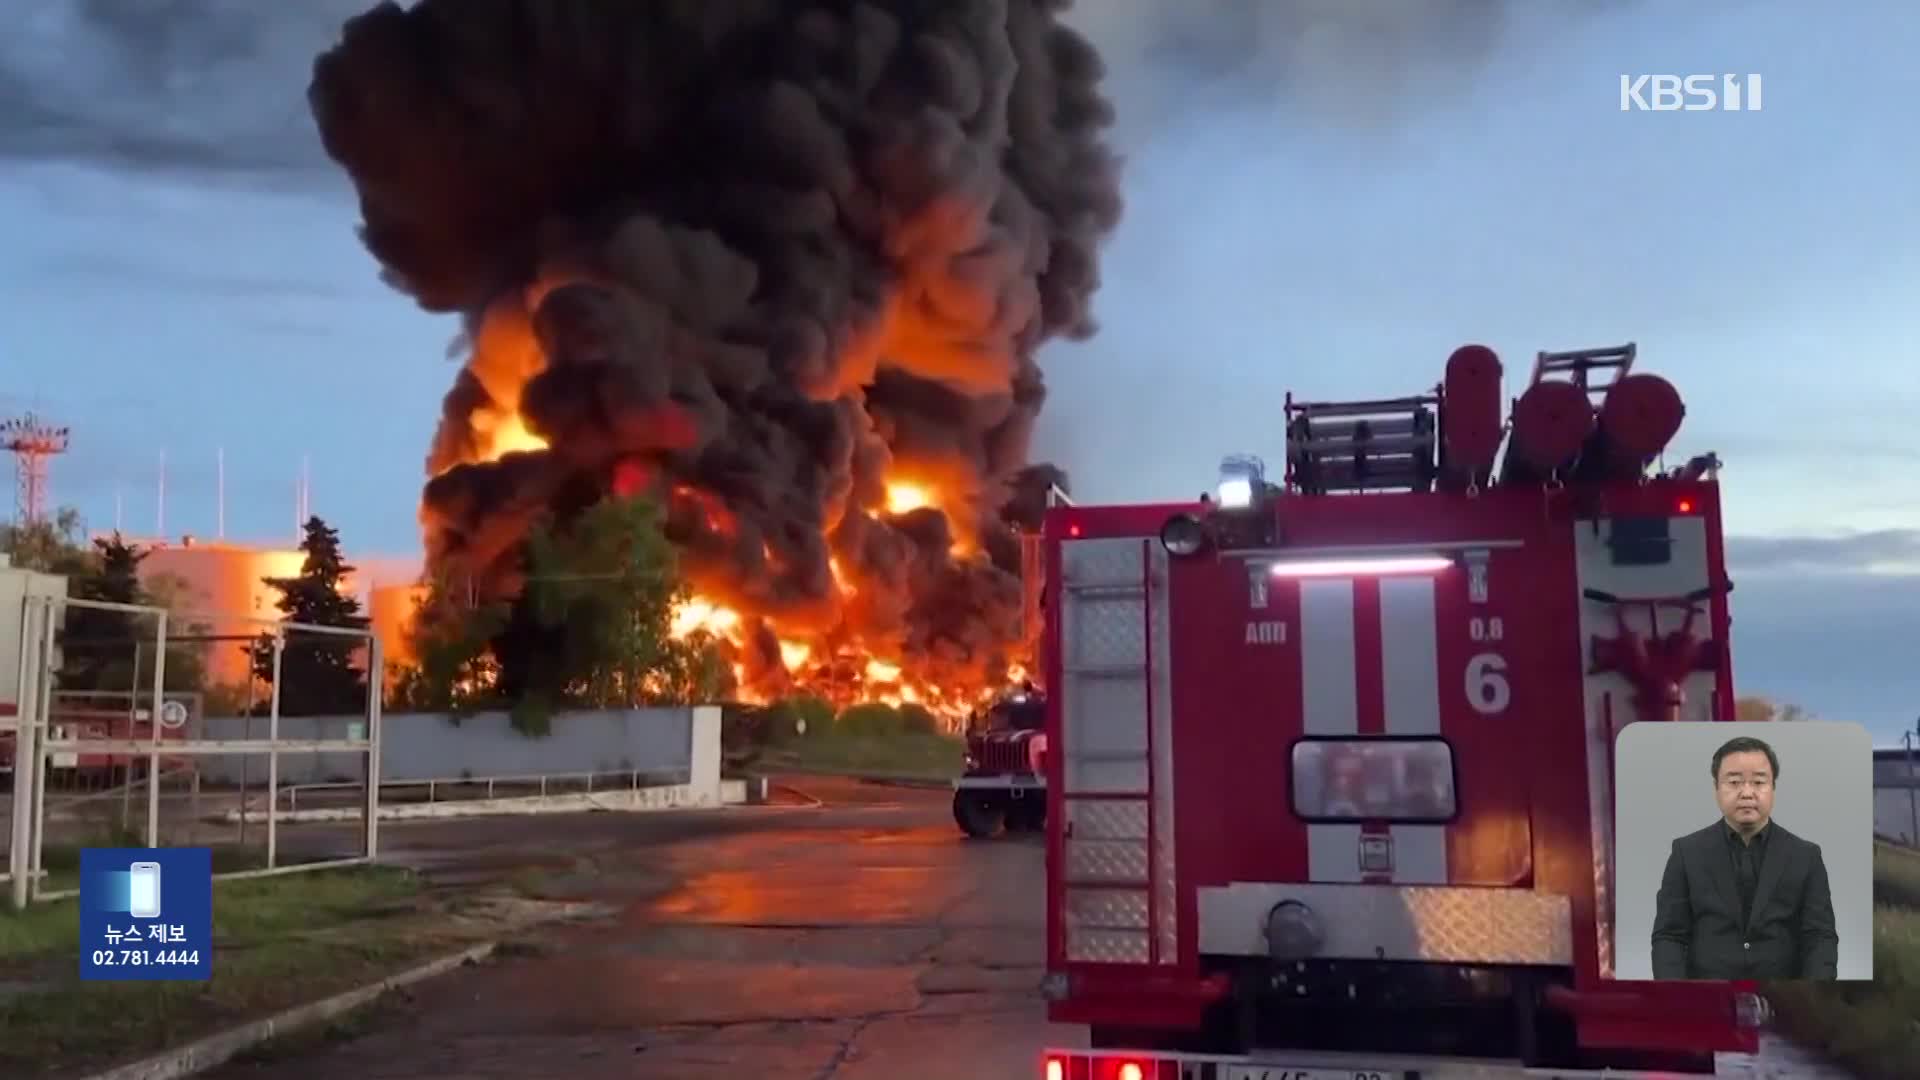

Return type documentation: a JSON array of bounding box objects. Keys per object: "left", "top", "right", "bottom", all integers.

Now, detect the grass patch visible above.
[
  {"left": 1765, "top": 842, "right": 1920, "bottom": 1080},
  {"left": 761, "top": 730, "right": 964, "bottom": 780},
  {"left": 25, "top": 839, "right": 277, "bottom": 903},
  {"left": 0, "top": 864, "right": 484, "bottom": 1078}
]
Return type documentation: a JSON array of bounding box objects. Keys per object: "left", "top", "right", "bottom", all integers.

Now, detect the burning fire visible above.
[
  {"left": 885, "top": 483, "right": 932, "bottom": 515},
  {"left": 652, "top": 473, "right": 1003, "bottom": 718},
  {"left": 314, "top": 0, "right": 1114, "bottom": 739},
  {"left": 440, "top": 389, "right": 1017, "bottom": 722},
  {"left": 478, "top": 410, "right": 549, "bottom": 459}
]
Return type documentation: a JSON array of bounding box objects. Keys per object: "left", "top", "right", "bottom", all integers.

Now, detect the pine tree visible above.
[
  {"left": 61, "top": 534, "right": 146, "bottom": 690},
  {"left": 253, "top": 516, "right": 370, "bottom": 715}
]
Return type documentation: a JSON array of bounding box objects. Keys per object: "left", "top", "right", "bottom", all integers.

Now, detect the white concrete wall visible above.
[
  {"left": 220, "top": 703, "right": 731, "bottom": 822},
  {"left": 197, "top": 706, "right": 703, "bottom": 787}
]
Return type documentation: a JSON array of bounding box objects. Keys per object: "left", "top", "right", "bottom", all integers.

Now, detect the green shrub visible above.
[
  {"left": 835, "top": 702, "right": 902, "bottom": 736},
  {"left": 898, "top": 702, "right": 940, "bottom": 734},
  {"left": 788, "top": 694, "right": 835, "bottom": 738}
]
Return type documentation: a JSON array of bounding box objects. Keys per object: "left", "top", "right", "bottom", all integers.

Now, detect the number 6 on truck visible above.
[{"left": 1465, "top": 652, "right": 1510, "bottom": 715}]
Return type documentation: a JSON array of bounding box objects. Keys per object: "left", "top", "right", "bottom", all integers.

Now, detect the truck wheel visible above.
[
  {"left": 1007, "top": 797, "right": 1046, "bottom": 832},
  {"left": 953, "top": 790, "right": 1005, "bottom": 838}
]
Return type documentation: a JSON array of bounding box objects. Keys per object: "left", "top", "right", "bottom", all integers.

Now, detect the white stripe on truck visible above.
[
  {"left": 1379, "top": 575, "right": 1448, "bottom": 884},
  {"left": 1300, "top": 578, "right": 1362, "bottom": 883}
]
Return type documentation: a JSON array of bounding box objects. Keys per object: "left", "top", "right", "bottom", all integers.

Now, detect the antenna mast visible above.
[{"left": 1, "top": 413, "right": 72, "bottom": 526}]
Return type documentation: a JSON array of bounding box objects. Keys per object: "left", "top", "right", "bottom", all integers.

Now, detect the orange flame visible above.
[
  {"left": 428, "top": 353, "right": 1024, "bottom": 725},
  {"left": 476, "top": 410, "right": 549, "bottom": 460},
  {"left": 885, "top": 482, "right": 932, "bottom": 515}
]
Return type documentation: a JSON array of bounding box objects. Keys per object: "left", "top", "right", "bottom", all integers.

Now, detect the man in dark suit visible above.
[{"left": 1649, "top": 735, "right": 1839, "bottom": 980}]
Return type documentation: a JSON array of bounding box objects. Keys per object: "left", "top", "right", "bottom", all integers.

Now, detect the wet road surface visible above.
[
  {"left": 200, "top": 777, "right": 1855, "bottom": 1079},
  {"left": 205, "top": 776, "right": 1080, "bottom": 1079}
]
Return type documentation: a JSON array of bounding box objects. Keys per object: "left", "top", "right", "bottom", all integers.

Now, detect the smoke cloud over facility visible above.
[{"left": 307, "top": 0, "right": 1121, "bottom": 706}]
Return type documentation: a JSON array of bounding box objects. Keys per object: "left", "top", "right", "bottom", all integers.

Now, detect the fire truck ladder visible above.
[
  {"left": 1284, "top": 390, "right": 1440, "bottom": 495},
  {"left": 1527, "top": 343, "right": 1637, "bottom": 406}
]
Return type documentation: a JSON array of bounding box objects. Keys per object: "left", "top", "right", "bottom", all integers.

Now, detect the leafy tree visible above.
[
  {"left": 0, "top": 513, "right": 209, "bottom": 702},
  {"left": 391, "top": 572, "right": 512, "bottom": 717},
  {"left": 59, "top": 533, "right": 146, "bottom": 690},
  {"left": 502, "top": 494, "right": 726, "bottom": 731},
  {"left": 0, "top": 506, "right": 94, "bottom": 576},
  {"left": 385, "top": 495, "right": 726, "bottom": 730},
  {"left": 252, "top": 516, "right": 369, "bottom": 716}
]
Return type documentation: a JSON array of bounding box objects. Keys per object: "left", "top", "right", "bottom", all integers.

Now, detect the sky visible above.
[{"left": 0, "top": 1, "right": 1915, "bottom": 741}]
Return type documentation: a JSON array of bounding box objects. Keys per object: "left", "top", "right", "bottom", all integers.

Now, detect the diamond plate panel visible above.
[
  {"left": 1197, "top": 883, "right": 1574, "bottom": 965},
  {"left": 1065, "top": 839, "right": 1148, "bottom": 882},
  {"left": 1067, "top": 799, "right": 1148, "bottom": 839},
  {"left": 1066, "top": 888, "right": 1149, "bottom": 930},
  {"left": 1063, "top": 538, "right": 1146, "bottom": 588},
  {"left": 1066, "top": 928, "right": 1151, "bottom": 964},
  {"left": 1070, "top": 595, "right": 1145, "bottom": 670},
  {"left": 1068, "top": 677, "right": 1146, "bottom": 751}
]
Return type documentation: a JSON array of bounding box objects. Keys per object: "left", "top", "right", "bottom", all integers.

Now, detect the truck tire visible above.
[
  {"left": 1007, "top": 796, "right": 1046, "bottom": 832},
  {"left": 953, "top": 790, "right": 1005, "bottom": 838}
]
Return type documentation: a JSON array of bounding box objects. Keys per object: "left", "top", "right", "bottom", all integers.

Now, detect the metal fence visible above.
[{"left": 5, "top": 594, "right": 384, "bottom": 909}]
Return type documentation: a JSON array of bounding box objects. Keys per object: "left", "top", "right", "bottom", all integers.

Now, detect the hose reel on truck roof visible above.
[{"left": 1152, "top": 341, "right": 1701, "bottom": 566}]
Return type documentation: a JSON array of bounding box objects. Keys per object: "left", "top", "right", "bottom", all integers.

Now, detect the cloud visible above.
[
  {"left": 0, "top": 0, "right": 365, "bottom": 180},
  {"left": 1726, "top": 529, "right": 1920, "bottom": 576},
  {"left": 1727, "top": 570, "right": 1920, "bottom": 742},
  {"left": 0, "top": 1, "right": 1633, "bottom": 180},
  {"left": 1062, "top": 0, "right": 1635, "bottom": 137}
]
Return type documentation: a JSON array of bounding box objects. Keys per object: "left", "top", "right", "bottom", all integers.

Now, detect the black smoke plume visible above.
[{"left": 308, "top": 0, "right": 1120, "bottom": 702}]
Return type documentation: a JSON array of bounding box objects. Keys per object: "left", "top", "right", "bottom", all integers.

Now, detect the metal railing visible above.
[{"left": 275, "top": 768, "right": 686, "bottom": 813}]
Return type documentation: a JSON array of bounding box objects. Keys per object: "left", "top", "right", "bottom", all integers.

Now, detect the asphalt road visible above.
[
  {"left": 204, "top": 776, "right": 1079, "bottom": 1080},
  {"left": 197, "top": 777, "right": 1855, "bottom": 1080}
]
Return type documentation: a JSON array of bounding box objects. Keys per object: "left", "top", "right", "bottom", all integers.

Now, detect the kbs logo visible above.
[{"left": 1619, "top": 74, "right": 1763, "bottom": 112}]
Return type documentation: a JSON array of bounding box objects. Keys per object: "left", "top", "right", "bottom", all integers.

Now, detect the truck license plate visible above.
[{"left": 1228, "top": 1060, "right": 1397, "bottom": 1068}]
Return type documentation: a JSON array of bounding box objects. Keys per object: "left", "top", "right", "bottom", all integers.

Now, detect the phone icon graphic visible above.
[{"left": 128, "top": 862, "right": 162, "bottom": 919}]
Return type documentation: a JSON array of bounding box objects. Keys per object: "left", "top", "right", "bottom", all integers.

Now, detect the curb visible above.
[
  {"left": 763, "top": 766, "right": 955, "bottom": 790},
  {"left": 853, "top": 774, "right": 953, "bottom": 790},
  {"left": 77, "top": 942, "right": 499, "bottom": 1080}
]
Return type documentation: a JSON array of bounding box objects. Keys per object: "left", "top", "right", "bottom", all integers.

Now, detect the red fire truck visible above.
[
  {"left": 953, "top": 685, "right": 1049, "bottom": 837},
  {"left": 1037, "top": 345, "right": 1765, "bottom": 1077}
]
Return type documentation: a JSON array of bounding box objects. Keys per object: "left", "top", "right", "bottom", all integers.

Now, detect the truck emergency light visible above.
[
  {"left": 1215, "top": 454, "right": 1265, "bottom": 510},
  {"left": 1264, "top": 554, "right": 1452, "bottom": 577}
]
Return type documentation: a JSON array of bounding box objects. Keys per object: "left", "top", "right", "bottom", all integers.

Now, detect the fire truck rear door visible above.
[{"left": 1290, "top": 571, "right": 1531, "bottom": 888}]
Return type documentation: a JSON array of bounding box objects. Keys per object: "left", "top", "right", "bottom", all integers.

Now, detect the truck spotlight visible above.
[
  {"left": 1160, "top": 513, "right": 1209, "bottom": 556},
  {"left": 1216, "top": 454, "right": 1265, "bottom": 511},
  {"left": 1263, "top": 899, "right": 1324, "bottom": 960}
]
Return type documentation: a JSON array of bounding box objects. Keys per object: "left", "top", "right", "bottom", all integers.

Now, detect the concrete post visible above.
[{"left": 689, "top": 705, "right": 722, "bottom": 806}]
